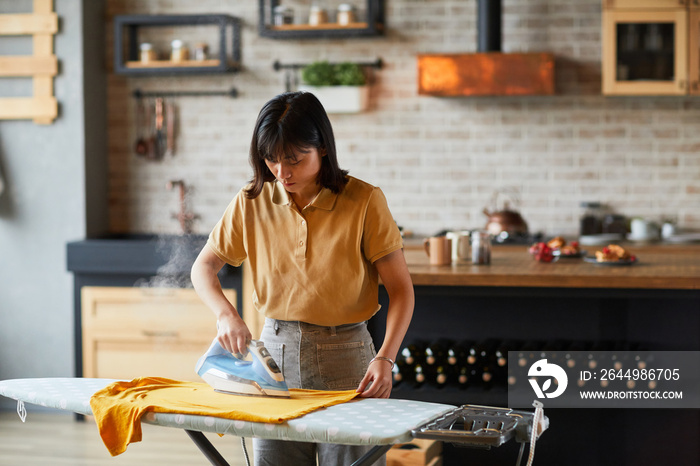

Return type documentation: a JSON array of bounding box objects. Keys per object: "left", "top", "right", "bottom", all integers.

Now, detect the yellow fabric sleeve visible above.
[{"left": 89, "top": 377, "right": 359, "bottom": 456}]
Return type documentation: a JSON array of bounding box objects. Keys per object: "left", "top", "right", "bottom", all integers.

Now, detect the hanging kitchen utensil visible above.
[
  {"left": 134, "top": 97, "right": 149, "bottom": 157},
  {"left": 145, "top": 99, "right": 158, "bottom": 160},
  {"left": 153, "top": 97, "right": 165, "bottom": 160},
  {"left": 483, "top": 188, "right": 528, "bottom": 236},
  {"left": 165, "top": 99, "right": 175, "bottom": 157}
]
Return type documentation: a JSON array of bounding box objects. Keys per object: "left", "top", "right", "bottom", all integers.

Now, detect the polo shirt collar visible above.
[{"left": 271, "top": 181, "right": 338, "bottom": 211}]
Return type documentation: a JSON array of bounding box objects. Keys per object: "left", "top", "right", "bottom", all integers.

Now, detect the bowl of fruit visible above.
[{"left": 528, "top": 242, "right": 559, "bottom": 263}]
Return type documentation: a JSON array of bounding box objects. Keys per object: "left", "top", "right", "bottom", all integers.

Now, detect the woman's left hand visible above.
[{"left": 356, "top": 359, "right": 393, "bottom": 398}]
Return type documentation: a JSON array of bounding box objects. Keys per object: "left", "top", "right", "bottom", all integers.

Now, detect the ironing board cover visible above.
[{"left": 0, "top": 378, "right": 455, "bottom": 446}]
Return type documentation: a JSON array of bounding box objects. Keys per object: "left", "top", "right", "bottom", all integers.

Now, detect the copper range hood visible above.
[{"left": 418, "top": 0, "right": 554, "bottom": 97}]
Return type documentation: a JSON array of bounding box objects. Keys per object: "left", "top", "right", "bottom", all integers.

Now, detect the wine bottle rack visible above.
[{"left": 393, "top": 338, "right": 651, "bottom": 406}]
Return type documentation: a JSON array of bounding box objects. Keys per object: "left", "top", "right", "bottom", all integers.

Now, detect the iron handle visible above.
[{"left": 142, "top": 330, "right": 179, "bottom": 338}]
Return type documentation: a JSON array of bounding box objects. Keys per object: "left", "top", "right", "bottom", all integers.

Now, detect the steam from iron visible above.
[{"left": 134, "top": 234, "right": 201, "bottom": 289}]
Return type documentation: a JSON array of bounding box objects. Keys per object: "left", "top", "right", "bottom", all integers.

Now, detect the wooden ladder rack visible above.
[{"left": 0, "top": 0, "right": 58, "bottom": 124}]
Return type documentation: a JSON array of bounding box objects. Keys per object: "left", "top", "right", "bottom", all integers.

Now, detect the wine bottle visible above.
[
  {"left": 494, "top": 339, "right": 519, "bottom": 387},
  {"left": 456, "top": 365, "right": 472, "bottom": 389},
  {"left": 517, "top": 340, "right": 544, "bottom": 368},
  {"left": 425, "top": 338, "right": 453, "bottom": 367},
  {"left": 429, "top": 364, "right": 455, "bottom": 389},
  {"left": 564, "top": 340, "right": 589, "bottom": 369},
  {"left": 400, "top": 341, "right": 427, "bottom": 366},
  {"left": 447, "top": 339, "right": 473, "bottom": 366},
  {"left": 587, "top": 341, "right": 613, "bottom": 370},
  {"left": 413, "top": 363, "right": 427, "bottom": 388},
  {"left": 471, "top": 339, "right": 500, "bottom": 389},
  {"left": 392, "top": 358, "right": 412, "bottom": 387}
]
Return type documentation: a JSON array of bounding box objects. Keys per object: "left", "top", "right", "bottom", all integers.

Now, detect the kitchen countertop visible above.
[{"left": 402, "top": 241, "right": 700, "bottom": 290}]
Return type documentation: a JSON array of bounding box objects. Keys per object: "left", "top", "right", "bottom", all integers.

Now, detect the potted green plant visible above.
[{"left": 299, "top": 61, "right": 370, "bottom": 113}]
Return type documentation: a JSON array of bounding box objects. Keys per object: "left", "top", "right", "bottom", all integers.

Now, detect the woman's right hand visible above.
[
  {"left": 216, "top": 312, "right": 252, "bottom": 355},
  {"left": 191, "top": 244, "right": 252, "bottom": 355}
]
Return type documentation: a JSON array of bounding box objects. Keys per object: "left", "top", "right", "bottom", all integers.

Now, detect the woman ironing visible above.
[{"left": 191, "top": 91, "right": 414, "bottom": 466}]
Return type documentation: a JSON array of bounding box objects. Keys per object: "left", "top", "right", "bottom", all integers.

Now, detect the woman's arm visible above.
[
  {"left": 357, "top": 248, "right": 414, "bottom": 398},
  {"left": 191, "top": 244, "right": 252, "bottom": 354}
]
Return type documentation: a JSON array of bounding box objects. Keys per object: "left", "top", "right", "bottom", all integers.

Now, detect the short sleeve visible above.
[
  {"left": 207, "top": 190, "right": 247, "bottom": 267},
  {"left": 362, "top": 187, "right": 404, "bottom": 263}
]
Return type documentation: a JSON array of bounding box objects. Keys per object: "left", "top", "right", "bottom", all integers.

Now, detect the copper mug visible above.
[{"left": 423, "top": 236, "right": 452, "bottom": 266}]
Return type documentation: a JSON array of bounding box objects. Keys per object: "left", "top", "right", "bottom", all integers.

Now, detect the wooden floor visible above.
[{"left": 0, "top": 411, "right": 253, "bottom": 465}]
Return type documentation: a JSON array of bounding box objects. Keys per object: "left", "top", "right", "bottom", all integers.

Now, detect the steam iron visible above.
[{"left": 195, "top": 339, "right": 290, "bottom": 398}]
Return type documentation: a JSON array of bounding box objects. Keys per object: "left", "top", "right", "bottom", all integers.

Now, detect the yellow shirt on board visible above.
[
  {"left": 208, "top": 176, "right": 403, "bottom": 326},
  {"left": 90, "top": 377, "right": 359, "bottom": 456}
]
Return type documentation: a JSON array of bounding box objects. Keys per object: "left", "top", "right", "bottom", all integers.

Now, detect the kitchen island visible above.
[
  {"left": 370, "top": 241, "right": 699, "bottom": 466},
  {"left": 403, "top": 242, "right": 700, "bottom": 289}
]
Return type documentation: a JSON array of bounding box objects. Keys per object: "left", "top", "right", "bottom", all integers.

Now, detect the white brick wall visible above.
[{"left": 106, "top": 0, "right": 700, "bottom": 238}]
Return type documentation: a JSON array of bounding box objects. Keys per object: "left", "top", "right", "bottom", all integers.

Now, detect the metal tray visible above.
[{"left": 411, "top": 404, "right": 548, "bottom": 449}]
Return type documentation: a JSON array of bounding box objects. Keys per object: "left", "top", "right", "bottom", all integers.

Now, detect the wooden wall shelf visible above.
[
  {"left": 258, "top": 0, "right": 384, "bottom": 39},
  {"left": 114, "top": 14, "right": 241, "bottom": 76},
  {"left": 0, "top": 0, "right": 58, "bottom": 124}
]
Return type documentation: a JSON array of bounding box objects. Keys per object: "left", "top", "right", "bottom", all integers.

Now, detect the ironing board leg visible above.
[
  {"left": 185, "top": 430, "right": 231, "bottom": 466},
  {"left": 350, "top": 444, "right": 392, "bottom": 466}
]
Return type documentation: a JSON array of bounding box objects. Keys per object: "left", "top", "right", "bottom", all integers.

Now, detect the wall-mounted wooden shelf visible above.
[
  {"left": 125, "top": 59, "right": 222, "bottom": 69},
  {"left": 258, "top": 0, "right": 384, "bottom": 39},
  {"left": 114, "top": 14, "right": 241, "bottom": 76},
  {"left": 0, "top": 0, "right": 58, "bottom": 124}
]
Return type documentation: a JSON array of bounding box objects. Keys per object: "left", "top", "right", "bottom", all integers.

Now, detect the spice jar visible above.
[
  {"left": 309, "top": 5, "right": 328, "bottom": 26},
  {"left": 139, "top": 43, "right": 156, "bottom": 63},
  {"left": 193, "top": 43, "right": 208, "bottom": 61},
  {"left": 170, "top": 39, "right": 189, "bottom": 62},
  {"left": 337, "top": 4, "right": 355, "bottom": 25},
  {"left": 273, "top": 5, "right": 294, "bottom": 26},
  {"left": 470, "top": 230, "right": 492, "bottom": 265}
]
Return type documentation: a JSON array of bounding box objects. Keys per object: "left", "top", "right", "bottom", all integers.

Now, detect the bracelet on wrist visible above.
[{"left": 369, "top": 356, "right": 395, "bottom": 370}]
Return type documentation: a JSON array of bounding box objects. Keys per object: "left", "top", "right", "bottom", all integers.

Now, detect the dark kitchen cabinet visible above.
[{"left": 369, "top": 284, "right": 699, "bottom": 465}]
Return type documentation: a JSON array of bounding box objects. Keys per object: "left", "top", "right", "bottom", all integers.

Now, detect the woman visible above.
[{"left": 191, "top": 91, "right": 414, "bottom": 466}]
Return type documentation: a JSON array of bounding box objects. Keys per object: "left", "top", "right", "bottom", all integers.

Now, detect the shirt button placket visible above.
[{"left": 297, "top": 217, "right": 308, "bottom": 259}]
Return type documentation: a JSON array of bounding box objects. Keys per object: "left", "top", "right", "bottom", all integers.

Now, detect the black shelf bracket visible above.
[
  {"left": 273, "top": 58, "right": 383, "bottom": 72},
  {"left": 273, "top": 58, "right": 382, "bottom": 92},
  {"left": 132, "top": 88, "right": 238, "bottom": 99}
]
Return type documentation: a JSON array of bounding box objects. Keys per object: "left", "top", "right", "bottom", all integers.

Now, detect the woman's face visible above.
[{"left": 264, "top": 146, "right": 324, "bottom": 200}]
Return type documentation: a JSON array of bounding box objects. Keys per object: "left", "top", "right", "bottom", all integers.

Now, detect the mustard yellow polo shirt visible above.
[{"left": 208, "top": 176, "right": 403, "bottom": 326}]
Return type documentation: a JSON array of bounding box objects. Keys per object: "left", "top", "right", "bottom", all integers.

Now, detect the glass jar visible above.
[
  {"left": 337, "top": 4, "right": 355, "bottom": 26},
  {"left": 602, "top": 214, "right": 627, "bottom": 235},
  {"left": 579, "top": 202, "right": 603, "bottom": 236},
  {"left": 139, "top": 43, "right": 156, "bottom": 63},
  {"left": 273, "top": 5, "right": 294, "bottom": 26},
  {"left": 470, "top": 230, "right": 492, "bottom": 265},
  {"left": 170, "top": 39, "right": 189, "bottom": 62},
  {"left": 309, "top": 5, "right": 328, "bottom": 26},
  {"left": 193, "top": 43, "right": 208, "bottom": 61}
]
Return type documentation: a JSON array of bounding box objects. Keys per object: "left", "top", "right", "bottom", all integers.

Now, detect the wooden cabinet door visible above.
[
  {"left": 690, "top": 11, "right": 700, "bottom": 93},
  {"left": 82, "top": 286, "right": 235, "bottom": 381},
  {"left": 603, "top": 9, "right": 688, "bottom": 95}
]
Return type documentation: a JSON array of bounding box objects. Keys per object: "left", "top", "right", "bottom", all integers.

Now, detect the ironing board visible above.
[{"left": 0, "top": 378, "right": 454, "bottom": 466}]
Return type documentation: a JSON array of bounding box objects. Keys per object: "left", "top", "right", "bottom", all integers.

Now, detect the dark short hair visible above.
[{"left": 245, "top": 91, "right": 348, "bottom": 199}]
